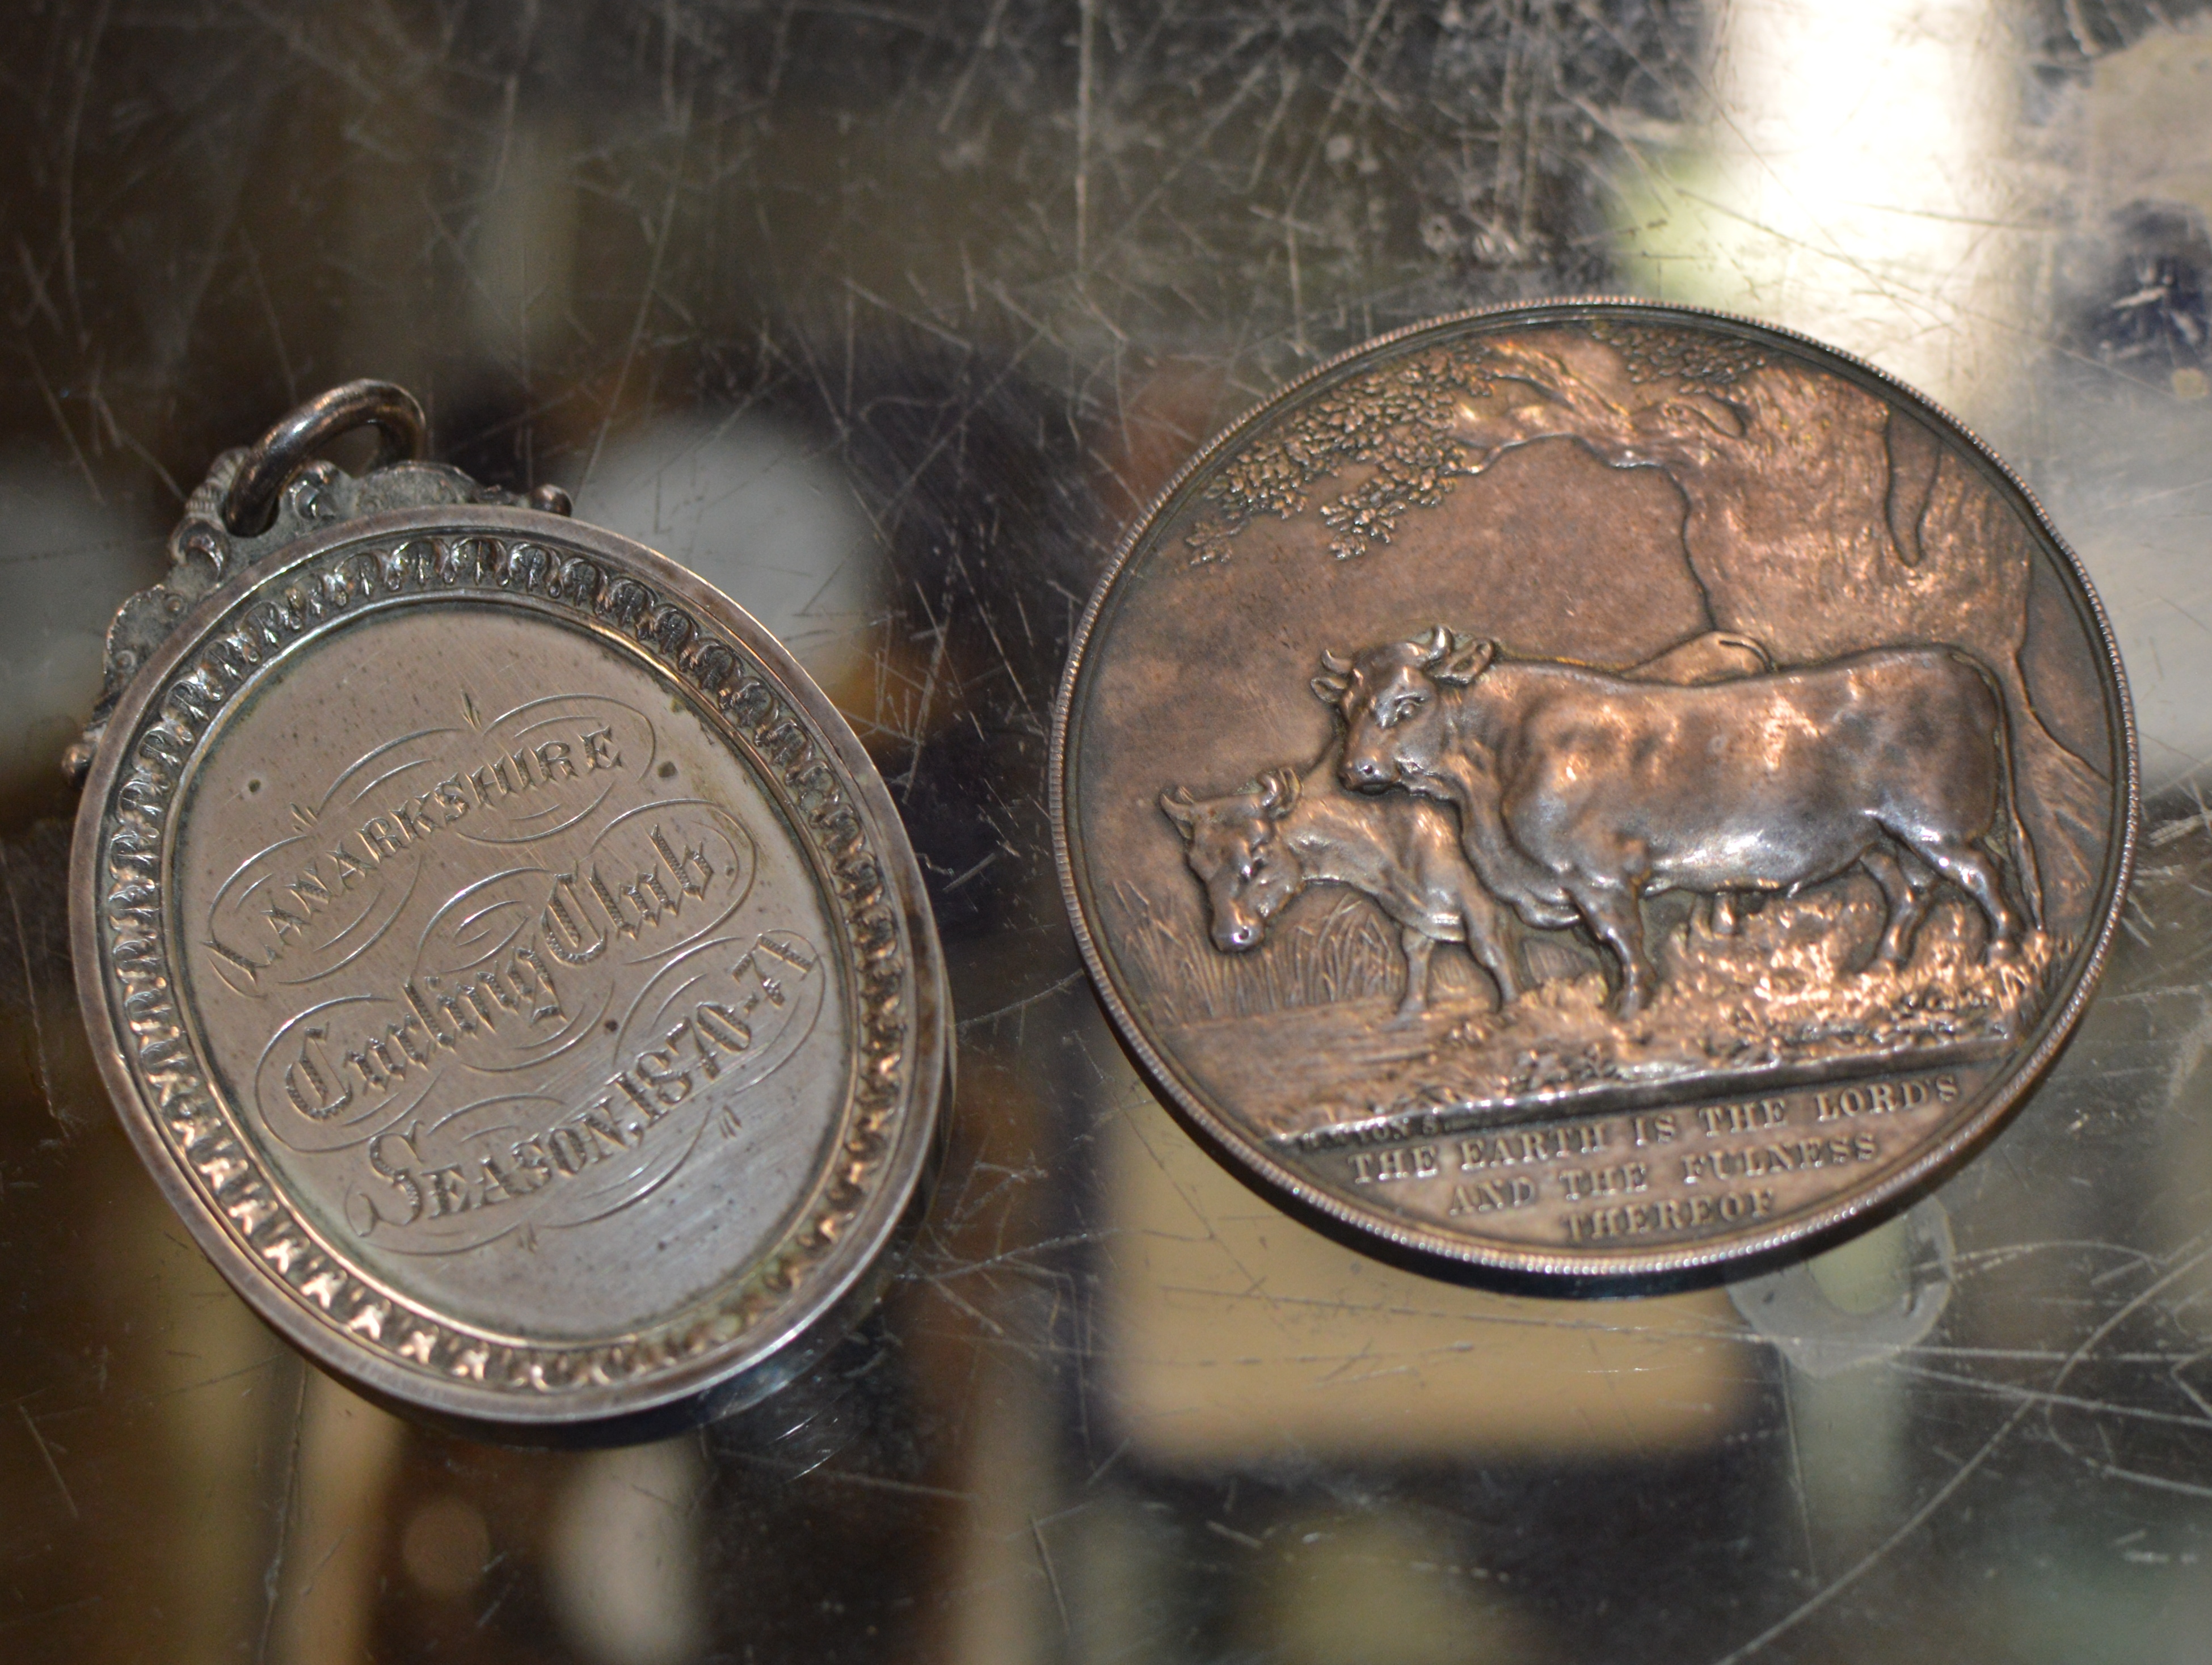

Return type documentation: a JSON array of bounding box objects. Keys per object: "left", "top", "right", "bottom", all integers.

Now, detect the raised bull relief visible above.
[{"left": 1317, "top": 627, "right": 2035, "bottom": 1015}]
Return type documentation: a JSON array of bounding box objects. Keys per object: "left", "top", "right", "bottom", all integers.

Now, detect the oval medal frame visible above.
[{"left": 74, "top": 503, "right": 946, "bottom": 1432}]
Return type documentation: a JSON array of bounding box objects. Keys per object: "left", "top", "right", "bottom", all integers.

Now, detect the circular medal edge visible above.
[
  {"left": 71, "top": 505, "right": 947, "bottom": 1424},
  {"left": 1048, "top": 296, "right": 2140, "bottom": 1282}
]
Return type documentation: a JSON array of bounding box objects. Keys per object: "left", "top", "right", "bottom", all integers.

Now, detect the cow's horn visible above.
[
  {"left": 1419, "top": 624, "right": 1454, "bottom": 664},
  {"left": 1320, "top": 647, "right": 1351, "bottom": 673},
  {"left": 1257, "top": 768, "right": 1301, "bottom": 816}
]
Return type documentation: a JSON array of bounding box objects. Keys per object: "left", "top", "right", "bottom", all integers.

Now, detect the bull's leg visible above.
[
  {"left": 1897, "top": 848, "right": 1939, "bottom": 900},
  {"left": 1395, "top": 927, "right": 1438, "bottom": 1023},
  {"left": 1861, "top": 848, "right": 1935, "bottom": 967},
  {"left": 1702, "top": 891, "right": 1740, "bottom": 937},
  {"left": 1443, "top": 778, "right": 1581, "bottom": 931},
  {"left": 1905, "top": 836, "right": 2019, "bottom": 960},
  {"left": 1567, "top": 876, "right": 1656, "bottom": 1015},
  {"left": 1453, "top": 878, "right": 1528, "bottom": 1005}
]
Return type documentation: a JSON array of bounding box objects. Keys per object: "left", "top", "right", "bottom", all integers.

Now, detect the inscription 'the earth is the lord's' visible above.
[{"left": 1328, "top": 1071, "right": 1962, "bottom": 1244}]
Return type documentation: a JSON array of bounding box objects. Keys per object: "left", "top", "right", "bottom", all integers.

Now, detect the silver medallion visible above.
[
  {"left": 69, "top": 384, "right": 947, "bottom": 1434},
  {"left": 1052, "top": 301, "right": 2137, "bottom": 1282}
]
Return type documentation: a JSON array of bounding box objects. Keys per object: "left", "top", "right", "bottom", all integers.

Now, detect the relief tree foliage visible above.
[{"left": 1186, "top": 323, "right": 2110, "bottom": 931}]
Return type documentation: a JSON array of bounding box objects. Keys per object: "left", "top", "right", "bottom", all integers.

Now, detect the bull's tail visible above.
[{"left": 1957, "top": 649, "right": 2044, "bottom": 933}]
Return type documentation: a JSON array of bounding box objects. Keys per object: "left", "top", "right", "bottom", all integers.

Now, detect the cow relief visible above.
[{"left": 1161, "top": 745, "right": 1528, "bottom": 1021}]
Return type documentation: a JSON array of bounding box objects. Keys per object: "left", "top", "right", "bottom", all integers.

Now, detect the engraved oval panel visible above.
[{"left": 174, "top": 600, "right": 854, "bottom": 1342}]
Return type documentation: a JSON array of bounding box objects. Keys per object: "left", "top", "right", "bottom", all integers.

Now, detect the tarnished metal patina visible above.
[
  {"left": 1053, "top": 301, "right": 2138, "bottom": 1282},
  {"left": 69, "top": 384, "right": 947, "bottom": 1435}
]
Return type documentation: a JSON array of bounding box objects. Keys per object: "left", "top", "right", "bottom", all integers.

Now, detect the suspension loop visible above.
[{"left": 220, "top": 381, "right": 428, "bottom": 537}]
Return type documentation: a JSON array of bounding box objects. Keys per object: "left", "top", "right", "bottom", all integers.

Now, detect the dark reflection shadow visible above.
[{"left": 10, "top": 0, "right": 2212, "bottom": 1660}]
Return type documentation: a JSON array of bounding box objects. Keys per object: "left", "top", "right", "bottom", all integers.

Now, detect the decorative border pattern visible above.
[{"left": 92, "top": 529, "right": 914, "bottom": 1399}]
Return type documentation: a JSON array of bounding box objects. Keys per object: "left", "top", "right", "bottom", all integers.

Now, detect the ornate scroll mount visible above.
[{"left": 67, "top": 444, "right": 563, "bottom": 785}]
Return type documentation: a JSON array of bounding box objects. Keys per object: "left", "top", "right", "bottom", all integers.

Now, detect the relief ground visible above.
[{"left": 1162, "top": 883, "right": 2061, "bottom": 1145}]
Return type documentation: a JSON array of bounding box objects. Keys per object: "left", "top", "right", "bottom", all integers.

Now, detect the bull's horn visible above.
[
  {"left": 1256, "top": 768, "right": 1301, "bottom": 817},
  {"left": 1158, "top": 785, "right": 1200, "bottom": 832},
  {"left": 1418, "top": 624, "right": 1455, "bottom": 665},
  {"left": 1435, "top": 634, "right": 1497, "bottom": 686},
  {"left": 1320, "top": 647, "right": 1351, "bottom": 673}
]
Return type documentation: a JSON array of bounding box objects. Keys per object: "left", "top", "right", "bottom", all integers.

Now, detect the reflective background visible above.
[{"left": 4, "top": 3, "right": 2212, "bottom": 1660}]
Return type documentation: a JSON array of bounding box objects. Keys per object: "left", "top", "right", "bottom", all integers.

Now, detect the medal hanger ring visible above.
[{"left": 220, "top": 380, "right": 429, "bottom": 537}]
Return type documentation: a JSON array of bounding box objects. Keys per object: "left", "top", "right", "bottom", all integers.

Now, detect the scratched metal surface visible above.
[{"left": 3, "top": 3, "right": 2212, "bottom": 1662}]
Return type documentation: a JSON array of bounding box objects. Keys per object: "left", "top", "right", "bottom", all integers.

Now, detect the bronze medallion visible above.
[
  {"left": 70, "top": 385, "right": 947, "bottom": 1433},
  {"left": 1052, "top": 301, "right": 2137, "bottom": 1280}
]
